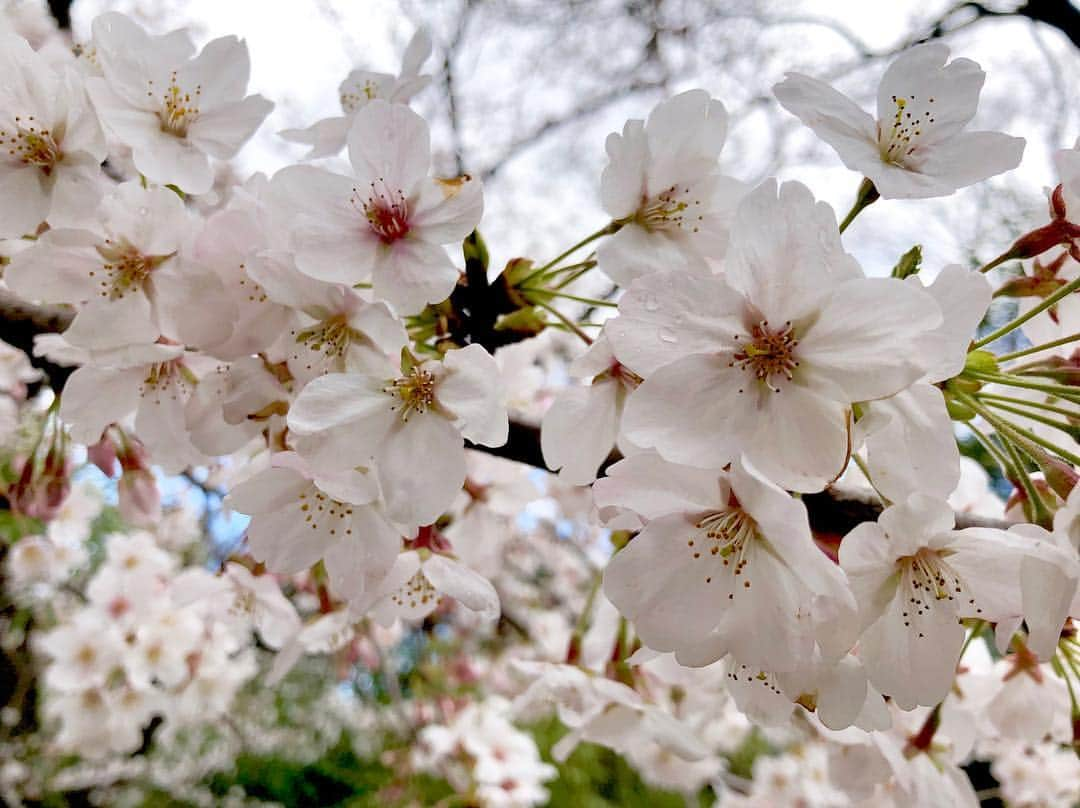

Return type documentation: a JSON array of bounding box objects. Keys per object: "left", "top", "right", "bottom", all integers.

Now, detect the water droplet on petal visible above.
[
  {"left": 659, "top": 328, "right": 677, "bottom": 344},
  {"left": 138, "top": 207, "right": 149, "bottom": 216},
  {"left": 643, "top": 294, "right": 659, "bottom": 312}
]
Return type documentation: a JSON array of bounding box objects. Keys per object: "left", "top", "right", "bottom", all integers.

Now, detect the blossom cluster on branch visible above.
[{"left": 3, "top": 8, "right": 1080, "bottom": 806}]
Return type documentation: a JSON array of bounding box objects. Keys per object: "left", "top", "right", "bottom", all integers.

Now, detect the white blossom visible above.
[{"left": 774, "top": 42, "right": 1024, "bottom": 198}]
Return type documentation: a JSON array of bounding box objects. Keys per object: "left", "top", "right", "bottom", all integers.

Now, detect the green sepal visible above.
[
  {"left": 942, "top": 388, "right": 977, "bottom": 421},
  {"left": 462, "top": 230, "right": 489, "bottom": 272},
  {"left": 963, "top": 350, "right": 1000, "bottom": 376},
  {"left": 494, "top": 307, "right": 547, "bottom": 336},
  {"left": 891, "top": 245, "right": 922, "bottom": 279}
]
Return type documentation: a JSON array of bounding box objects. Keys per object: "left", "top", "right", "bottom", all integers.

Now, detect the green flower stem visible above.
[
  {"left": 964, "top": 392, "right": 1080, "bottom": 466},
  {"left": 838, "top": 177, "right": 879, "bottom": 234},
  {"left": 977, "top": 247, "right": 1021, "bottom": 275},
  {"left": 533, "top": 298, "right": 593, "bottom": 345},
  {"left": 1003, "top": 419, "right": 1080, "bottom": 468},
  {"left": 551, "top": 263, "right": 598, "bottom": 290},
  {"left": 960, "top": 397, "right": 1055, "bottom": 524},
  {"left": 518, "top": 222, "right": 621, "bottom": 288},
  {"left": 980, "top": 398, "right": 1079, "bottom": 438},
  {"left": 973, "top": 275, "right": 1080, "bottom": 349},
  {"left": 542, "top": 258, "right": 596, "bottom": 279},
  {"left": 999, "top": 436, "right": 1050, "bottom": 524},
  {"left": 996, "top": 332, "right": 1080, "bottom": 363},
  {"left": 519, "top": 287, "right": 619, "bottom": 307},
  {"left": 566, "top": 572, "right": 603, "bottom": 665},
  {"left": 962, "top": 371, "right": 1080, "bottom": 403},
  {"left": 1051, "top": 655, "right": 1080, "bottom": 728},
  {"left": 977, "top": 392, "right": 1080, "bottom": 420},
  {"left": 966, "top": 421, "right": 1020, "bottom": 486}
]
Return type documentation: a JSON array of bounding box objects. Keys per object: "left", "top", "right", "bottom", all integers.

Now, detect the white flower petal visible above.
[
  {"left": 423, "top": 554, "right": 500, "bottom": 622},
  {"left": 378, "top": 413, "right": 465, "bottom": 526},
  {"left": 438, "top": 343, "right": 507, "bottom": 447},
  {"left": 799, "top": 277, "right": 942, "bottom": 402}
]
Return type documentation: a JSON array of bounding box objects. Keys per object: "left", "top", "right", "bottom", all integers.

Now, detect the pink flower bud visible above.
[
  {"left": 9, "top": 449, "right": 71, "bottom": 521},
  {"left": 118, "top": 469, "right": 160, "bottom": 527},
  {"left": 87, "top": 436, "right": 118, "bottom": 477}
]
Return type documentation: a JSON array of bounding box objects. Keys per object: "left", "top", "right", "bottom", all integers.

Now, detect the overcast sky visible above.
[{"left": 68, "top": 0, "right": 1080, "bottom": 287}]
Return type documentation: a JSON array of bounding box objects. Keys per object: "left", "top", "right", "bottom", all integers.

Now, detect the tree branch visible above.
[
  {"left": 0, "top": 256, "right": 1011, "bottom": 539},
  {"left": 0, "top": 289, "right": 74, "bottom": 392},
  {"left": 468, "top": 419, "right": 1009, "bottom": 534},
  {"left": 478, "top": 78, "right": 668, "bottom": 183},
  {"left": 46, "top": 0, "right": 73, "bottom": 31},
  {"left": 441, "top": 0, "right": 473, "bottom": 175},
  {"left": 1017, "top": 0, "right": 1080, "bottom": 49}
]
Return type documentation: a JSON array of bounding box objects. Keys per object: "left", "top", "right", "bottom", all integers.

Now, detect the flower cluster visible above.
[
  {"left": 3, "top": 9, "right": 1080, "bottom": 806},
  {"left": 413, "top": 697, "right": 558, "bottom": 807},
  {"left": 33, "top": 530, "right": 272, "bottom": 758}
]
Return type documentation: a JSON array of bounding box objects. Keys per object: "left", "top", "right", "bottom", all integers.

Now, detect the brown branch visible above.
[
  {"left": 0, "top": 288, "right": 75, "bottom": 392},
  {"left": 0, "top": 255, "right": 1011, "bottom": 537},
  {"left": 1016, "top": 0, "right": 1080, "bottom": 49},
  {"left": 478, "top": 77, "right": 668, "bottom": 183},
  {"left": 441, "top": 0, "right": 473, "bottom": 176},
  {"left": 46, "top": 0, "right": 72, "bottom": 30},
  {"left": 899, "top": 1, "right": 1078, "bottom": 52},
  {"left": 469, "top": 419, "right": 1009, "bottom": 534}
]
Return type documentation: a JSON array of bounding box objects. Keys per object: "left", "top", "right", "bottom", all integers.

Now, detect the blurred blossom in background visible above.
[{"left": 1, "top": 0, "right": 1080, "bottom": 806}]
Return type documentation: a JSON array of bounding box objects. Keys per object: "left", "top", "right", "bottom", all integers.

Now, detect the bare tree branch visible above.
[
  {"left": 478, "top": 77, "right": 667, "bottom": 182},
  {"left": 441, "top": 0, "right": 473, "bottom": 175},
  {"left": 0, "top": 289, "right": 74, "bottom": 392},
  {"left": 0, "top": 285, "right": 1009, "bottom": 535}
]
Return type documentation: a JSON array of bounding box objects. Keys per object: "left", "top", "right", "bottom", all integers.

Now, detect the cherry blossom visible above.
[
  {"left": 5, "top": 180, "right": 234, "bottom": 351},
  {"left": 172, "top": 561, "right": 301, "bottom": 650},
  {"left": 414, "top": 697, "right": 557, "bottom": 806},
  {"left": 774, "top": 42, "right": 1024, "bottom": 198},
  {"left": 856, "top": 264, "right": 992, "bottom": 502},
  {"left": 85, "top": 13, "right": 272, "bottom": 194},
  {"left": 511, "top": 660, "right": 709, "bottom": 765},
  {"left": 270, "top": 99, "right": 482, "bottom": 313},
  {"left": 598, "top": 89, "right": 746, "bottom": 284},
  {"left": 609, "top": 179, "right": 942, "bottom": 491},
  {"left": 286, "top": 343, "right": 507, "bottom": 526},
  {"left": 246, "top": 253, "right": 407, "bottom": 384},
  {"left": 362, "top": 549, "right": 500, "bottom": 625},
  {"left": 839, "top": 494, "right": 1076, "bottom": 709},
  {"left": 191, "top": 208, "right": 295, "bottom": 361},
  {"left": 224, "top": 454, "right": 402, "bottom": 604},
  {"left": 0, "top": 32, "right": 105, "bottom": 238},
  {"left": 33, "top": 529, "right": 258, "bottom": 760},
  {"left": 57, "top": 341, "right": 211, "bottom": 473},
  {"left": 599, "top": 452, "right": 856, "bottom": 672},
  {"left": 540, "top": 334, "right": 638, "bottom": 485},
  {"left": 281, "top": 29, "right": 432, "bottom": 159}
]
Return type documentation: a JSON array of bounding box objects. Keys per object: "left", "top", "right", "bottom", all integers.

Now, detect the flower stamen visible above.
[
  {"left": 94, "top": 239, "right": 172, "bottom": 300},
  {"left": 731, "top": 320, "right": 800, "bottom": 392},
  {"left": 353, "top": 178, "right": 410, "bottom": 244},
  {"left": 634, "top": 185, "right": 704, "bottom": 233},
  {"left": 878, "top": 94, "right": 936, "bottom": 165},
  {"left": 688, "top": 508, "right": 758, "bottom": 589},
  {"left": 155, "top": 73, "right": 201, "bottom": 137},
  {"left": 386, "top": 367, "right": 437, "bottom": 421},
  {"left": 2, "top": 115, "right": 63, "bottom": 174},
  {"left": 898, "top": 547, "right": 981, "bottom": 636}
]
